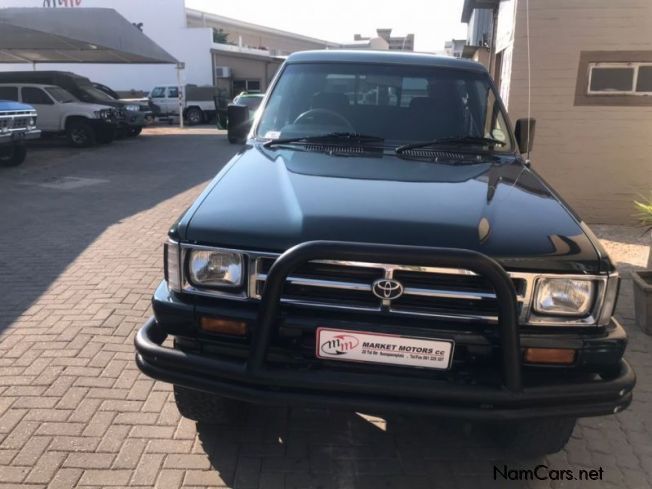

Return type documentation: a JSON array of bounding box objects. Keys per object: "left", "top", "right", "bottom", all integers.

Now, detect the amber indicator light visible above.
[
  {"left": 524, "top": 348, "right": 576, "bottom": 365},
  {"left": 200, "top": 317, "right": 247, "bottom": 336}
]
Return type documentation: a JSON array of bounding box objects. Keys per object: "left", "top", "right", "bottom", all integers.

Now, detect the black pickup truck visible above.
[{"left": 135, "top": 50, "right": 635, "bottom": 456}]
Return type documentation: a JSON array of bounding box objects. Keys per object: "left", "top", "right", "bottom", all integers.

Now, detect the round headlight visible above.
[
  {"left": 534, "top": 278, "right": 594, "bottom": 317},
  {"left": 189, "top": 250, "right": 243, "bottom": 288}
]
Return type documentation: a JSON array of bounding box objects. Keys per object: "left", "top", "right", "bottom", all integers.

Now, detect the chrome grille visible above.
[
  {"left": 0, "top": 111, "right": 35, "bottom": 132},
  {"left": 10, "top": 117, "right": 30, "bottom": 129},
  {"left": 251, "top": 256, "right": 530, "bottom": 323}
]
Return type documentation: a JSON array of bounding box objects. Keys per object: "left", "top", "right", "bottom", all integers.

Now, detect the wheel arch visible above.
[{"left": 64, "top": 114, "right": 93, "bottom": 129}]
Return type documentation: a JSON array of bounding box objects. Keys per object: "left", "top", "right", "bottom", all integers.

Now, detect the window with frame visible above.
[
  {"left": 233, "top": 79, "right": 261, "bottom": 95},
  {"left": 21, "top": 87, "right": 54, "bottom": 105},
  {"left": 588, "top": 62, "right": 652, "bottom": 95},
  {"left": 150, "top": 87, "right": 166, "bottom": 98},
  {"left": 0, "top": 86, "right": 19, "bottom": 101}
]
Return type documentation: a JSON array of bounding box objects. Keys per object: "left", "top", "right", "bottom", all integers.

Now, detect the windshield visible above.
[
  {"left": 71, "top": 84, "right": 116, "bottom": 103},
  {"left": 94, "top": 83, "right": 118, "bottom": 99},
  {"left": 44, "top": 86, "right": 76, "bottom": 103},
  {"left": 84, "top": 86, "right": 117, "bottom": 101},
  {"left": 150, "top": 87, "right": 166, "bottom": 98},
  {"left": 256, "top": 62, "right": 513, "bottom": 151}
]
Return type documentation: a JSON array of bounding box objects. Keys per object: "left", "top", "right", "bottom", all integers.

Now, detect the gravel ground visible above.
[{"left": 592, "top": 225, "right": 650, "bottom": 272}]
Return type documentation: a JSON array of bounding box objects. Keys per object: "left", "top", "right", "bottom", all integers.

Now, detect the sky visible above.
[{"left": 186, "top": 0, "right": 468, "bottom": 53}]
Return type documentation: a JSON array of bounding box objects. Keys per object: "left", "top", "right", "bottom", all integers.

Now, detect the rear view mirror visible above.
[
  {"left": 227, "top": 104, "right": 251, "bottom": 143},
  {"left": 514, "top": 118, "right": 536, "bottom": 154}
]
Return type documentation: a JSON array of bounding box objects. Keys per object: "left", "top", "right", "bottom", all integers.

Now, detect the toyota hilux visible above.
[{"left": 135, "top": 50, "right": 635, "bottom": 456}]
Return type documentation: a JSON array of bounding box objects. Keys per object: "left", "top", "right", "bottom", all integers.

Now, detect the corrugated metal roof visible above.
[{"left": 0, "top": 8, "right": 177, "bottom": 64}]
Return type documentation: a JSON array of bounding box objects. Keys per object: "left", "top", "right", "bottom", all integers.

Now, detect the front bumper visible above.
[
  {"left": 0, "top": 129, "right": 41, "bottom": 144},
  {"left": 136, "top": 318, "right": 634, "bottom": 420},
  {"left": 135, "top": 241, "right": 636, "bottom": 420},
  {"left": 123, "top": 110, "right": 146, "bottom": 128},
  {"left": 89, "top": 118, "right": 117, "bottom": 129}
]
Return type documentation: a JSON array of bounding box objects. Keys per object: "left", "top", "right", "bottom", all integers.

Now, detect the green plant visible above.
[
  {"left": 634, "top": 195, "right": 652, "bottom": 232},
  {"left": 212, "top": 28, "right": 229, "bottom": 44}
]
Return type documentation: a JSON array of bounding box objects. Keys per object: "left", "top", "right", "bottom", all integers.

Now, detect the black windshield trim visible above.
[
  {"left": 395, "top": 136, "right": 507, "bottom": 154},
  {"left": 263, "top": 132, "right": 385, "bottom": 149}
]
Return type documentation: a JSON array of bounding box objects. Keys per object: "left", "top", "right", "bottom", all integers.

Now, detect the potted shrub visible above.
[{"left": 632, "top": 196, "right": 652, "bottom": 334}]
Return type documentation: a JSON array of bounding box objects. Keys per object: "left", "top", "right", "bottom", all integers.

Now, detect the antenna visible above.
[{"left": 525, "top": 0, "right": 532, "bottom": 160}]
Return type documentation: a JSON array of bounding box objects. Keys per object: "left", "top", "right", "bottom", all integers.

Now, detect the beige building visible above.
[
  {"left": 186, "top": 9, "right": 338, "bottom": 57},
  {"left": 354, "top": 29, "right": 414, "bottom": 51},
  {"left": 462, "top": 0, "right": 652, "bottom": 224},
  {"left": 186, "top": 9, "right": 340, "bottom": 96}
]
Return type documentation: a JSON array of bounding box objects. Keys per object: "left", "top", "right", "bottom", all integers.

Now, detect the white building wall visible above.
[{"left": 0, "top": 0, "right": 214, "bottom": 91}]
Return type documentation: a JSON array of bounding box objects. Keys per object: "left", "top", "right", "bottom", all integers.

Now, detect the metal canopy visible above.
[{"left": 0, "top": 8, "right": 178, "bottom": 64}]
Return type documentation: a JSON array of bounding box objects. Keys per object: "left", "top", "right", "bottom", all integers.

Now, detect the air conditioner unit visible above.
[{"left": 215, "top": 66, "right": 232, "bottom": 79}]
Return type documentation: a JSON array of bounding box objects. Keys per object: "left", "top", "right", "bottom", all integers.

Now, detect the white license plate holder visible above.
[{"left": 316, "top": 328, "right": 454, "bottom": 370}]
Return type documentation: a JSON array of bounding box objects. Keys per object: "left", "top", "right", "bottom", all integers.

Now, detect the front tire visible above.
[
  {"left": 174, "top": 385, "right": 245, "bottom": 424},
  {"left": 0, "top": 144, "right": 27, "bottom": 167},
  {"left": 185, "top": 107, "right": 204, "bottom": 126},
  {"left": 127, "top": 126, "right": 143, "bottom": 137},
  {"left": 493, "top": 417, "right": 576, "bottom": 457},
  {"left": 66, "top": 120, "right": 96, "bottom": 147}
]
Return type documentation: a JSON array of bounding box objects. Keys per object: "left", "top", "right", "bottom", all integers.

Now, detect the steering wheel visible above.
[{"left": 293, "top": 108, "right": 354, "bottom": 131}]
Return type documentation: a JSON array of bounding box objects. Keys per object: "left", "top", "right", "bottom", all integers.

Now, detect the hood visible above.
[
  {"left": 0, "top": 100, "right": 34, "bottom": 111},
  {"left": 182, "top": 145, "right": 606, "bottom": 273},
  {"left": 82, "top": 97, "right": 122, "bottom": 108},
  {"left": 69, "top": 102, "right": 115, "bottom": 112}
]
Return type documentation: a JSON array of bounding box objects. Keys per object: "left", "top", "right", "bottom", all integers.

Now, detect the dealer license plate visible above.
[{"left": 316, "top": 328, "right": 454, "bottom": 370}]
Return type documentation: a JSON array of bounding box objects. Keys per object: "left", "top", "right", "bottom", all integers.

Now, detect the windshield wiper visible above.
[
  {"left": 395, "top": 136, "right": 506, "bottom": 154},
  {"left": 263, "top": 132, "right": 384, "bottom": 148}
]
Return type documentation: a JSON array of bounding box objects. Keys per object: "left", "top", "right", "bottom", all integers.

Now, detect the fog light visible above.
[
  {"left": 199, "top": 316, "right": 247, "bottom": 336},
  {"left": 524, "top": 348, "right": 576, "bottom": 365}
]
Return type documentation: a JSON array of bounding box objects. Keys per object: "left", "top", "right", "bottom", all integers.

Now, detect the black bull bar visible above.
[{"left": 135, "top": 241, "right": 635, "bottom": 419}]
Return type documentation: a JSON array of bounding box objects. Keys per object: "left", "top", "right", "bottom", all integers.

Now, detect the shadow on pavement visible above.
[
  {"left": 197, "top": 406, "right": 546, "bottom": 489},
  {"left": 0, "top": 130, "right": 237, "bottom": 335}
]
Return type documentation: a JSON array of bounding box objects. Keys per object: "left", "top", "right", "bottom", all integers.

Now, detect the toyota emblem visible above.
[{"left": 372, "top": 279, "right": 404, "bottom": 301}]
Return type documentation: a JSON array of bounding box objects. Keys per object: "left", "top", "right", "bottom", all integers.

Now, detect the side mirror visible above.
[
  {"left": 227, "top": 104, "right": 251, "bottom": 143},
  {"left": 514, "top": 118, "right": 536, "bottom": 154}
]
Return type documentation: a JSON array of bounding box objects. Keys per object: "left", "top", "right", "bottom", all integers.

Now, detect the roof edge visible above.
[
  {"left": 186, "top": 8, "right": 340, "bottom": 48},
  {"left": 285, "top": 50, "right": 487, "bottom": 72}
]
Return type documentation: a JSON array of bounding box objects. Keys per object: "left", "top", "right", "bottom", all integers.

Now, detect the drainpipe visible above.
[{"left": 488, "top": 7, "right": 499, "bottom": 80}]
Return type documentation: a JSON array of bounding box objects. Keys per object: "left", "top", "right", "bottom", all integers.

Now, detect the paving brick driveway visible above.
[{"left": 0, "top": 128, "right": 650, "bottom": 489}]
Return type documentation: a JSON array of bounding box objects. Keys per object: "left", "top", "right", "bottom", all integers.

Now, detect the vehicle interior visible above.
[{"left": 257, "top": 63, "right": 509, "bottom": 146}]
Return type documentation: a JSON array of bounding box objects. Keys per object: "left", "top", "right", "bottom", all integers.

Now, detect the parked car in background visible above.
[
  {"left": 232, "top": 91, "right": 264, "bottom": 110},
  {"left": 92, "top": 82, "right": 154, "bottom": 126},
  {"left": 136, "top": 50, "right": 635, "bottom": 458},
  {"left": 0, "top": 71, "right": 146, "bottom": 137},
  {"left": 0, "top": 99, "right": 40, "bottom": 167},
  {"left": 149, "top": 84, "right": 216, "bottom": 125},
  {"left": 0, "top": 84, "right": 117, "bottom": 148},
  {"left": 227, "top": 92, "right": 264, "bottom": 143}
]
